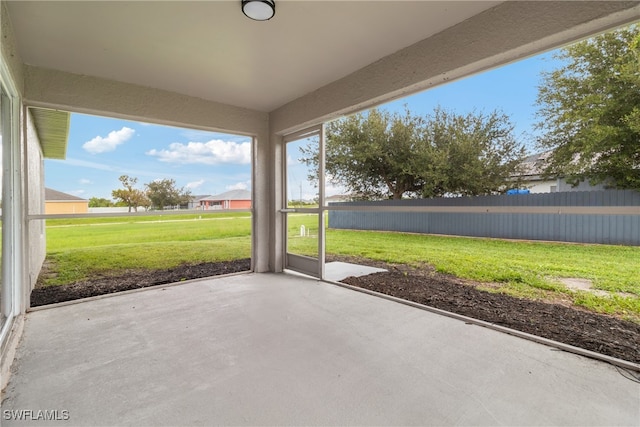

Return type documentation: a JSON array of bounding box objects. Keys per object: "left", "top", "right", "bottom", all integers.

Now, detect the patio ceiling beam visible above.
[
  {"left": 22, "top": 65, "right": 269, "bottom": 138},
  {"left": 270, "top": 1, "right": 640, "bottom": 135}
]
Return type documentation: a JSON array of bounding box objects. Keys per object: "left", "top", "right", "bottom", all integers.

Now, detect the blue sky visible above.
[
  {"left": 46, "top": 50, "right": 561, "bottom": 201},
  {"left": 46, "top": 118, "right": 253, "bottom": 200}
]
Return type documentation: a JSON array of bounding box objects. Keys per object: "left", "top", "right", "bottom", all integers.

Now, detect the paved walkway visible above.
[{"left": 3, "top": 273, "right": 639, "bottom": 426}]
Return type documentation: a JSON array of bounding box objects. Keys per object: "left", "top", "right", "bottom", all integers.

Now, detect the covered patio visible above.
[
  {"left": 4, "top": 273, "right": 639, "bottom": 425},
  {"left": 1, "top": 1, "right": 640, "bottom": 424}
]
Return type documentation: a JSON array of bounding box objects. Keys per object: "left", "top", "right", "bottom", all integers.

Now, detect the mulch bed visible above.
[
  {"left": 30, "top": 258, "right": 251, "bottom": 307},
  {"left": 331, "top": 256, "right": 640, "bottom": 365},
  {"left": 30, "top": 255, "right": 639, "bottom": 365}
]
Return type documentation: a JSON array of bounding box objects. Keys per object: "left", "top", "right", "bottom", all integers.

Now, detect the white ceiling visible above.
[{"left": 6, "top": 1, "right": 501, "bottom": 112}]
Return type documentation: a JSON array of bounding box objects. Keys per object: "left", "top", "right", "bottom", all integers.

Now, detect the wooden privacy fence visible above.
[{"left": 328, "top": 190, "right": 640, "bottom": 245}]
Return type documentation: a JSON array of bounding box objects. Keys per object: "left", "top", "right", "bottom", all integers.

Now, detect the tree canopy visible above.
[
  {"left": 145, "top": 178, "right": 191, "bottom": 210},
  {"left": 536, "top": 25, "right": 640, "bottom": 189},
  {"left": 306, "top": 107, "right": 524, "bottom": 200},
  {"left": 88, "top": 197, "right": 113, "bottom": 208},
  {"left": 111, "top": 175, "right": 149, "bottom": 212}
]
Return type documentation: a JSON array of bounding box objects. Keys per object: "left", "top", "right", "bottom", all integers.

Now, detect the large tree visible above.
[
  {"left": 307, "top": 107, "right": 524, "bottom": 200},
  {"left": 421, "top": 108, "right": 524, "bottom": 197},
  {"left": 111, "top": 175, "right": 148, "bottom": 212},
  {"left": 145, "top": 178, "right": 191, "bottom": 210},
  {"left": 536, "top": 25, "right": 640, "bottom": 189},
  {"left": 320, "top": 108, "right": 426, "bottom": 199}
]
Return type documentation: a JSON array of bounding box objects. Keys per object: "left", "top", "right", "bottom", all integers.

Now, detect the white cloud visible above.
[
  {"left": 146, "top": 139, "right": 251, "bottom": 165},
  {"left": 180, "top": 129, "right": 250, "bottom": 143},
  {"left": 83, "top": 127, "right": 135, "bottom": 154},
  {"left": 226, "top": 181, "right": 250, "bottom": 191},
  {"left": 186, "top": 179, "right": 205, "bottom": 190},
  {"left": 79, "top": 178, "right": 92, "bottom": 185}
]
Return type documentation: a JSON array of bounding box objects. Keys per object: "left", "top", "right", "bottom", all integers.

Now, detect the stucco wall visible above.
[
  {"left": 229, "top": 200, "right": 251, "bottom": 210},
  {"left": 24, "top": 109, "right": 45, "bottom": 291},
  {"left": 525, "top": 178, "right": 609, "bottom": 194},
  {"left": 1, "top": 1, "right": 24, "bottom": 94},
  {"left": 45, "top": 201, "right": 88, "bottom": 215},
  {"left": 526, "top": 180, "right": 559, "bottom": 194}
]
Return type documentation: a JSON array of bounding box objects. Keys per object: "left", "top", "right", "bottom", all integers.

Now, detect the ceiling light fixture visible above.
[{"left": 242, "top": 0, "right": 275, "bottom": 21}]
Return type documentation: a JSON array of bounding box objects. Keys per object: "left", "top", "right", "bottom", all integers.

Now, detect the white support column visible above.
[
  {"left": 0, "top": 82, "right": 24, "bottom": 316},
  {"left": 268, "top": 132, "right": 285, "bottom": 272},
  {"left": 252, "top": 125, "right": 271, "bottom": 273}
]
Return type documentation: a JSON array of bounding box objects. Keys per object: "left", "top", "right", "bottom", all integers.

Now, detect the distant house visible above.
[
  {"left": 45, "top": 188, "right": 89, "bottom": 214},
  {"left": 514, "top": 151, "right": 607, "bottom": 193},
  {"left": 199, "top": 189, "right": 251, "bottom": 210},
  {"left": 187, "top": 195, "right": 212, "bottom": 210}
]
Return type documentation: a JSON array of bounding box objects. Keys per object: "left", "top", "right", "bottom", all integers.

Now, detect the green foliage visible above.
[
  {"left": 421, "top": 108, "right": 525, "bottom": 197},
  {"left": 145, "top": 178, "right": 191, "bottom": 210},
  {"left": 111, "top": 175, "right": 149, "bottom": 212},
  {"left": 323, "top": 108, "right": 426, "bottom": 199},
  {"left": 308, "top": 106, "right": 524, "bottom": 200},
  {"left": 88, "top": 197, "right": 113, "bottom": 208},
  {"left": 536, "top": 25, "right": 640, "bottom": 189}
]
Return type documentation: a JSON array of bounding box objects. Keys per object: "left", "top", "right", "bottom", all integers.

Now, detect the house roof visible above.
[
  {"left": 45, "top": 188, "right": 87, "bottom": 202},
  {"left": 516, "top": 151, "right": 553, "bottom": 178},
  {"left": 202, "top": 190, "right": 251, "bottom": 202}
]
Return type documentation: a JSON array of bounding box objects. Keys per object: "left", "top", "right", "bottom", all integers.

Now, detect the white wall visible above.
[
  {"left": 526, "top": 180, "right": 559, "bottom": 194},
  {"left": 525, "top": 178, "right": 609, "bottom": 194},
  {"left": 88, "top": 207, "right": 135, "bottom": 214},
  {"left": 24, "top": 108, "right": 45, "bottom": 292}
]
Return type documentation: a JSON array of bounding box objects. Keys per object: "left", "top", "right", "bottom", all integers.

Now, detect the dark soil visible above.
[
  {"left": 31, "top": 256, "right": 639, "bottom": 365},
  {"left": 30, "top": 259, "right": 251, "bottom": 307},
  {"left": 330, "top": 256, "right": 640, "bottom": 365}
]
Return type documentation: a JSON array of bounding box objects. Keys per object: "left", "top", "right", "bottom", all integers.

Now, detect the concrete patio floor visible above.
[{"left": 2, "top": 272, "right": 639, "bottom": 426}]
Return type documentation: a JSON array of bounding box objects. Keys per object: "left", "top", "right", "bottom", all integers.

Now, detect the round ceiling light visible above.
[{"left": 242, "top": 0, "right": 275, "bottom": 21}]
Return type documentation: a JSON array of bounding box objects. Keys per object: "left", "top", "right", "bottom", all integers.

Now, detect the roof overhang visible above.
[{"left": 28, "top": 107, "right": 70, "bottom": 159}]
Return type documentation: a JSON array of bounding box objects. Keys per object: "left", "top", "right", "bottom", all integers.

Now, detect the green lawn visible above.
[
  {"left": 43, "top": 213, "right": 252, "bottom": 285},
  {"left": 38, "top": 212, "right": 640, "bottom": 322}
]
